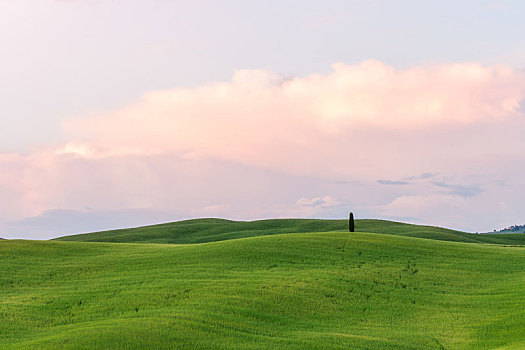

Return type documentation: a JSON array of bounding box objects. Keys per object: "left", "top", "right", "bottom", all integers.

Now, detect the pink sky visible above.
[
  {"left": 2, "top": 1, "right": 525, "bottom": 238},
  {"left": 1, "top": 60, "right": 525, "bottom": 238}
]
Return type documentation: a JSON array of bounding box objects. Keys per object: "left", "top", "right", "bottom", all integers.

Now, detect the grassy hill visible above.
[
  {"left": 1, "top": 228, "right": 525, "bottom": 349},
  {"left": 53, "top": 218, "right": 525, "bottom": 246},
  {"left": 4, "top": 219, "right": 525, "bottom": 348}
]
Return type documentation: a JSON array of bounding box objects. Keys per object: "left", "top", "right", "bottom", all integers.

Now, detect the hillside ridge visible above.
[{"left": 53, "top": 218, "right": 525, "bottom": 246}]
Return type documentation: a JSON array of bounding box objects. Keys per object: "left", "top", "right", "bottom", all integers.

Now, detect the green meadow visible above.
[{"left": 2, "top": 219, "right": 525, "bottom": 349}]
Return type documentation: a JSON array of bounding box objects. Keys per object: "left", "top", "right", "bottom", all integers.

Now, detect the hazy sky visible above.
[{"left": 1, "top": 0, "right": 525, "bottom": 238}]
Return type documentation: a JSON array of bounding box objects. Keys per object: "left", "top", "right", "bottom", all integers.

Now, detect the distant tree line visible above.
[{"left": 496, "top": 224, "right": 525, "bottom": 233}]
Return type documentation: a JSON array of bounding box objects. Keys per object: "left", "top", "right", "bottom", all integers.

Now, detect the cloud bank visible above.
[
  {"left": 62, "top": 60, "right": 525, "bottom": 172},
  {"left": 2, "top": 60, "right": 525, "bottom": 237}
]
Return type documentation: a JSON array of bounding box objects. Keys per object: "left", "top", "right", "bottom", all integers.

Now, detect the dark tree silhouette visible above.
[{"left": 349, "top": 212, "right": 355, "bottom": 232}]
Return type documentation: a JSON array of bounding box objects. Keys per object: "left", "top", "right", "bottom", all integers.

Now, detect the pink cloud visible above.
[{"left": 60, "top": 60, "right": 525, "bottom": 175}]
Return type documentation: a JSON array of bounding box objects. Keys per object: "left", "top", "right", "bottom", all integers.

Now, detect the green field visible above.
[{"left": 2, "top": 219, "right": 525, "bottom": 349}]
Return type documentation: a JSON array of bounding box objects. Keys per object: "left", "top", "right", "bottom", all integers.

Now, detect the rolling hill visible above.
[
  {"left": 53, "top": 218, "right": 525, "bottom": 246},
  {"left": 2, "top": 220, "right": 525, "bottom": 348}
]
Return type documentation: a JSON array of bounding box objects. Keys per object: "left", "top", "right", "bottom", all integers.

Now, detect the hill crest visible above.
[{"left": 53, "top": 218, "right": 525, "bottom": 246}]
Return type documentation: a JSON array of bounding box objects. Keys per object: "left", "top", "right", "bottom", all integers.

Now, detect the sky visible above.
[{"left": 1, "top": 0, "right": 525, "bottom": 238}]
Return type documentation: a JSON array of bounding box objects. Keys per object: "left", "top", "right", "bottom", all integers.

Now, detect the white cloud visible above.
[{"left": 296, "top": 196, "right": 341, "bottom": 208}]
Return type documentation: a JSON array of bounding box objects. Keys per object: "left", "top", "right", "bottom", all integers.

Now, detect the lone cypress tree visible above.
[{"left": 349, "top": 212, "right": 355, "bottom": 232}]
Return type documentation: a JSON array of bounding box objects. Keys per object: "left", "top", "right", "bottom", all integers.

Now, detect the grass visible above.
[
  {"left": 2, "top": 220, "right": 525, "bottom": 349},
  {"left": 53, "top": 218, "right": 525, "bottom": 246}
]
